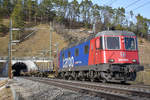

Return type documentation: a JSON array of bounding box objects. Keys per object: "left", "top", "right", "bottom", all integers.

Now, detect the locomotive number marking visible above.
[{"left": 63, "top": 56, "right": 74, "bottom": 68}]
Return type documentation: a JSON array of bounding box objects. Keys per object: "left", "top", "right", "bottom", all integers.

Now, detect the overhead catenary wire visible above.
[
  {"left": 102, "top": 0, "right": 115, "bottom": 6},
  {"left": 115, "top": 0, "right": 150, "bottom": 16},
  {"left": 125, "top": 0, "right": 142, "bottom": 9},
  {"left": 132, "top": 1, "right": 150, "bottom": 11},
  {"left": 97, "top": 0, "right": 149, "bottom": 23},
  {"left": 109, "top": 0, "right": 118, "bottom": 6}
]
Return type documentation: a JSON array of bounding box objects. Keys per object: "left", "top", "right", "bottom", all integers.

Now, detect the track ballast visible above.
[{"left": 23, "top": 77, "right": 150, "bottom": 100}]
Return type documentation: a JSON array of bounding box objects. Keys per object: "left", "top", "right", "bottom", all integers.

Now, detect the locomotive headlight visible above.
[
  {"left": 108, "top": 59, "right": 115, "bottom": 63},
  {"left": 132, "top": 59, "right": 137, "bottom": 63}
]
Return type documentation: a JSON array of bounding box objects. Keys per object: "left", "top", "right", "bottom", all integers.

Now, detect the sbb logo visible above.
[{"left": 120, "top": 52, "right": 126, "bottom": 58}]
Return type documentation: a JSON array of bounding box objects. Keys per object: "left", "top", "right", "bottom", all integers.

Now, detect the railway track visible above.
[
  {"left": 23, "top": 77, "right": 150, "bottom": 100},
  {"left": 88, "top": 82, "right": 150, "bottom": 93}
]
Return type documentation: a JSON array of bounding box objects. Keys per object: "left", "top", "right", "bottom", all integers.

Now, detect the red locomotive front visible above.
[
  {"left": 88, "top": 31, "right": 143, "bottom": 82},
  {"left": 103, "top": 35, "right": 139, "bottom": 64}
]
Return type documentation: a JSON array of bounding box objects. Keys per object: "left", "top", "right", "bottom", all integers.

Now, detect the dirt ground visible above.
[
  {"left": 0, "top": 79, "right": 13, "bottom": 100},
  {"left": 0, "top": 79, "right": 7, "bottom": 86}
]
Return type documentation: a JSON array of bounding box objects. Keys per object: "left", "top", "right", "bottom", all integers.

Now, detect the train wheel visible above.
[
  {"left": 68, "top": 76, "right": 72, "bottom": 80},
  {"left": 102, "top": 79, "right": 107, "bottom": 83},
  {"left": 74, "top": 75, "right": 78, "bottom": 80},
  {"left": 75, "top": 77, "right": 78, "bottom": 80},
  {"left": 82, "top": 78, "right": 85, "bottom": 81},
  {"left": 90, "top": 78, "right": 95, "bottom": 82},
  {"left": 63, "top": 76, "right": 66, "bottom": 80}
]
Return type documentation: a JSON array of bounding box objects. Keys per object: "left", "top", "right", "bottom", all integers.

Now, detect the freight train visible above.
[{"left": 58, "top": 30, "right": 144, "bottom": 83}]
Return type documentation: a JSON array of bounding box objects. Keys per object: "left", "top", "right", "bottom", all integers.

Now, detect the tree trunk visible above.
[{"left": 34, "top": 15, "right": 37, "bottom": 24}]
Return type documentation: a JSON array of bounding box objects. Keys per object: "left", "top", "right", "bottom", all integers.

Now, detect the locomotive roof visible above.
[
  {"left": 95, "top": 30, "right": 136, "bottom": 37},
  {"left": 61, "top": 30, "right": 136, "bottom": 51}
]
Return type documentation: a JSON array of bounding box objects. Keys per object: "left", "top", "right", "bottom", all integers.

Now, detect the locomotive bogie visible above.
[{"left": 58, "top": 63, "right": 143, "bottom": 82}]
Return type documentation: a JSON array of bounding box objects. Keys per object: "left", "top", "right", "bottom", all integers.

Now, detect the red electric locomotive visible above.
[{"left": 59, "top": 31, "right": 144, "bottom": 83}]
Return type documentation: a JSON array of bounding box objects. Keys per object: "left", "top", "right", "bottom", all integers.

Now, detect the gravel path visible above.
[{"left": 9, "top": 77, "right": 101, "bottom": 100}]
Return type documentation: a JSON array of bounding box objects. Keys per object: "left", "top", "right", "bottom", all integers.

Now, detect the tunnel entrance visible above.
[{"left": 12, "top": 62, "right": 28, "bottom": 76}]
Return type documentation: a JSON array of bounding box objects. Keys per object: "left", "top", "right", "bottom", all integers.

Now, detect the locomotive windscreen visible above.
[
  {"left": 106, "top": 37, "right": 120, "bottom": 50},
  {"left": 125, "top": 37, "right": 136, "bottom": 50}
]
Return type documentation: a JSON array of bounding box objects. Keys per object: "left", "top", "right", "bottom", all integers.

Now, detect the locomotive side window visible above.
[
  {"left": 96, "top": 37, "right": 103, "bottom": 49},
  {"left": 84, "top": 45, "right": 89, "bottom": 54},
  {"left": 125, "top": 37, "right": 136, "bottom": 50},
  {"left": 75, "top": 48, "right": 79, "bottom": 56},
  {"left": 100, "top": 37, "right": 103, "bottom": 49},
  {"left": 96, "top": 39, "right": 100, "bottom": 49},
  {"left": 68, "top": 51, "right": 71, "bottom": 57},
  {"left": 106, "top": 37, "right": 120, "bottom": 50}
]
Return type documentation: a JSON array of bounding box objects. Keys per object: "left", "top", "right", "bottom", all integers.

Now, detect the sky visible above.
[{"left": 69, "top": 0, "right": 150, "bottom": 19}]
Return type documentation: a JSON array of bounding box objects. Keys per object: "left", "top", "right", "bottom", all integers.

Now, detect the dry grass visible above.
[
  {"left": 53, "top": 23, "right": 92, "bottom": 45},
  {"left": 0, "top": 24, "right": 68, "bottom": 57},
  {"left": 134, "top": 69, "right": 150, "bottom": 85},
  {"left": 138, "top": 37, "right": 150, "bottom": 66},
  {"left": 1, "top": 19, "right": 10, "bottom": 27},
  {"left": 0, "top": 18, "right": 9, "bottom": 56},
  {"left": 12, "top": 24, "right": 68, "bottom": 57},
  {"left": 0, "top": 35, "right": 9, "bottom": 56}
]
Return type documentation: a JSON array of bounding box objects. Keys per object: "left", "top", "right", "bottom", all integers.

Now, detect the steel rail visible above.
[
  {"left": 23, "top": 77, "right": 150, "bottom": 100},
  {"left": 39, "top": 78, "right": 150, "bottom": 99}
]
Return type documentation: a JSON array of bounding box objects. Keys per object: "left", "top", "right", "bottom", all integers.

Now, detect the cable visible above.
[
  {"left": 101, "top": 0, "right": 110, "bottom": 6},
  {"left": 102, "top": 0, "right": 115, "bottom": 6},
  {"left": 126, "top": 1, "right": 149, "bottom": 12},
  {"left": 125, "top": 0, "right": 142, "bottom": 9},
  {"left": 124, "top": 1, "right": 150, "bottom": 24},
  {"left": 132, "top": 1, "right": 150, "bottom": 11},
  {"left": 109, "top": 0, "right": 118, "bottom": 6}
]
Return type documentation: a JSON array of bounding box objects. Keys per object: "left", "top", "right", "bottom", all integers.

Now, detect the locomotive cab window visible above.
[
  {"left": 125, "top": 37, "right": 136, "bottom": 50},
  {"left": 106, "top": 37, "right": 120, "bottom": 50},
  {"left": 75, "top": 48, "right": 79, "bottom": 56},
  {"left": 84, "top": 45, "right": 89, "bottom": 54},
  {"left": 68, "top": 51, "right": 71, "bottom": 57}
]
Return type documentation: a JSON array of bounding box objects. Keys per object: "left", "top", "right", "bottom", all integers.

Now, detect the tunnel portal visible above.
[{"left": 12, "top": 62, "right": 28, "bottom": 76}]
